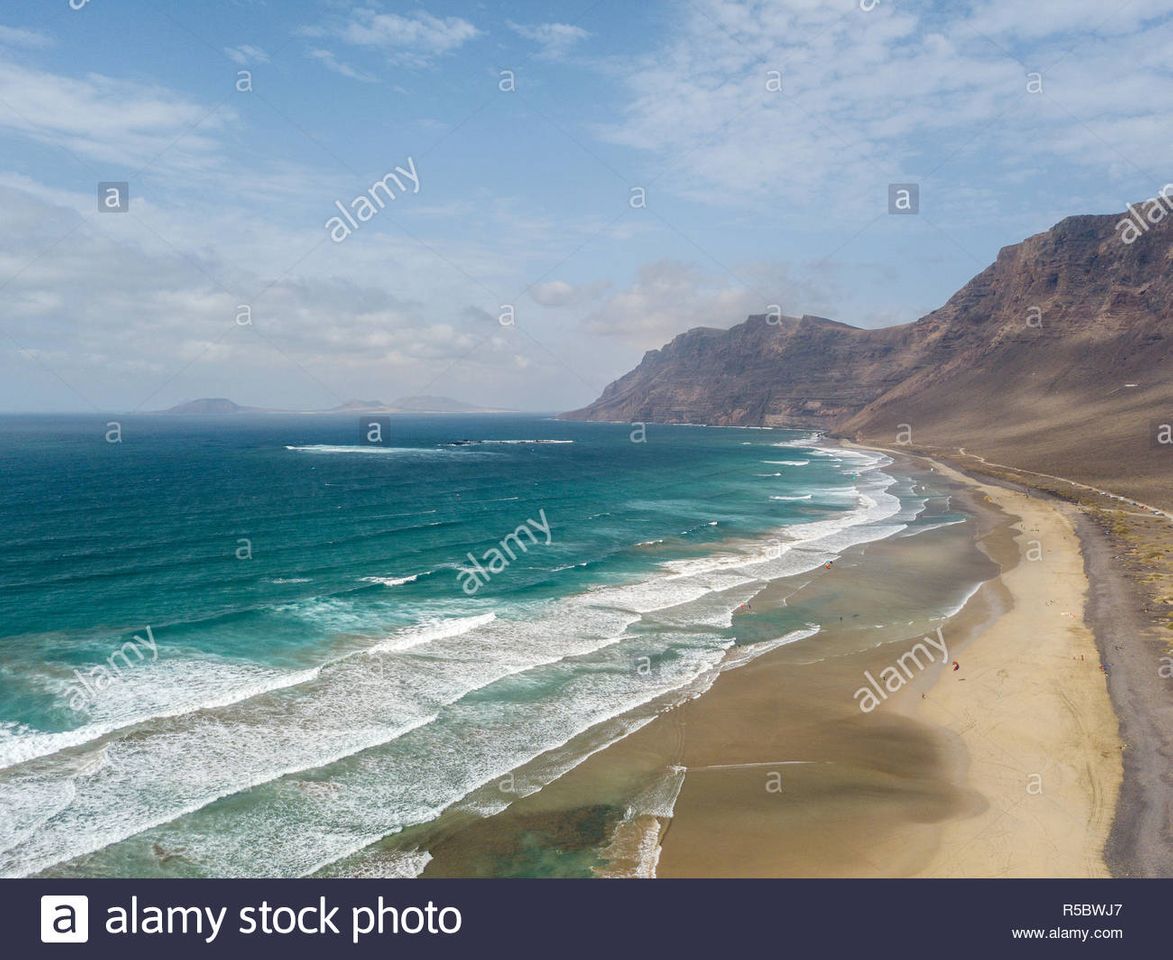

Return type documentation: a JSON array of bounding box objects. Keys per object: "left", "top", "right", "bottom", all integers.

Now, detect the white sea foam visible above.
[
  {"left": 578, "top": 579, "right": 714, "bottom": 614},
  {"left": 0, "top": 603, "right": 642, "bottom": 876},
  {"left": 0, "top": 659, "right": 325, "bottom": 772},
  {"left": 0, "top": 441, "right": 922, "bottom": 878},
  {"left": 662, "top": 467, "right": 905, "bottom": 584},
  {"left": 118, "top": 636, "right": 735, "bottom": 879},
  {"left": 930, "top": 579, "right": 985, "bottom": 621},
  {"left": 596, "top": 764, "right": 687, "bottom": 878},
  {"left": 360, "top": 573, "right": 420, "bottom": 587},
  {"left": 649, "top": 581, "right": 762, "bottom": 628},
  {"left": 550, "top": 561, "right": 589, "bottom": 572},
  {"left": 720, "top": 626, "right": 821, "bottom": 671},
  {"left": 322, "top": 848, "right": 433, "bottom": 879},
  {"left": 769, "top": 433, "right": 821, "bottom": 446},
  {"left": 896, "top": 518, "right": 967, "bottom": 539},
  {"left": 635, "top": 765, "right": 688, "bottom": 819},
  {"left": 8, "top": 585, "right": 826, "bottom": 877},
  {"left": 370, "top": 613, "right": 497, "bottom": 653},
  {"left": 455, "top": 714, "right": 660, "bottom": 820},
  {"left": 629, "top": 765, "right": 688, "bottom": 877},
  {"left": 770, "top": 494, "right": 812, "bottom": 501}
]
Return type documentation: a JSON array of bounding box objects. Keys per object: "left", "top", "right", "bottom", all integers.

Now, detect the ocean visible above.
[{"left": 0, "top": 414, "right": 967, "bottom": 877}]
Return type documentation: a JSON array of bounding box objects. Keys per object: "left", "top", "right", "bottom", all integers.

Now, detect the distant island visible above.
[{"left": 157, "top": 396, "right": 514, "bottom": 416}]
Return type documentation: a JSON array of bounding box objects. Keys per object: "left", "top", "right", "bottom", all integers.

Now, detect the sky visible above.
[{"left": 0, "top": 0, "right": 1169, "bottom": 413}]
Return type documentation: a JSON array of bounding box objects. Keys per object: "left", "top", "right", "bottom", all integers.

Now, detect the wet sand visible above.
[
  {"left": 356, "top": 453, "right": 1123, "bottom": 878},
  {"left": 653, "top": 459, "right": 1009, "bottom": 877},
  {"left": 652, "top": 453, "right": 1121, "bottom": 877}
]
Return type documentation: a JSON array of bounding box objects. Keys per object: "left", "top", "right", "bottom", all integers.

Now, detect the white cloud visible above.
[
  {"left": 582, "top": 260, "right": 759, "bottom": 348},
  {"left": 966, "top": 0, "right": 1173, "bottom": 41},
  {"left": 0, "top": 55, "right": 232, "bottom": 169},
  {"left": 307, "top": 48, "right": 377, "bottom": 83},
  {"left": 507, "top": 21, "right": 590, "bottom": 61},
  {"left": 0, "top": 25, "right": 53, "bottom": 49},
  {"left": 600, "top": 0, "right": 1173, "bottom": 213},
  {"left": 579, "top": 256, "right": 852, "bottom": 351},
  {"left": 528, "top": 279, "right": 609, "bottom": 307},
  {"left": 0, "top": 173, "right": 596, "bottom": 411},
  {"left": 308, "top": 8, "right": 481, "bottom": 69},
  {"left": 224, "top": 44, "right": 269, "bottom": 65}
]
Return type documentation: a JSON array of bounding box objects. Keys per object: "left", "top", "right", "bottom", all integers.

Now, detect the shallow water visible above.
[{"left": 0, "top": 414, "right": 968, "bottom": 878}]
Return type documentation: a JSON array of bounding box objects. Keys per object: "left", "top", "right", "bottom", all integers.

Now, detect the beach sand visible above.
[
  {"left": 381, "top": 453, "right": 1124, "bottom": 879},
  {"left": 902, "top": 458, "right": 1122, "bottom": 877},
  {"left": 646, "top": 454, "right": 1120, "bottom": 877}
]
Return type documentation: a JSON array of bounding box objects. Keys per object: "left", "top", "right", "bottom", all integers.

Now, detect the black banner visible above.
[{"left": 12, "top": 878, "right": 1164, "bottom": 957}]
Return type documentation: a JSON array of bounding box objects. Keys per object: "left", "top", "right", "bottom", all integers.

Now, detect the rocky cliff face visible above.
[
  {"left": 563, "top": 211, "right": 1171, "bottom": 504},
  {"left": 565, "top": 313, "right": 926, "bottom": 428}
]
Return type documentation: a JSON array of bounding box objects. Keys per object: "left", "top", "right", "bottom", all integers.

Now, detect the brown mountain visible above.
[{"left": 563, "top": 210, "right": 1171, "bottom": 506}]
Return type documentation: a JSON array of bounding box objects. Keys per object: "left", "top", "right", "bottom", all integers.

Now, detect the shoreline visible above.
[
  {"left": 383, "top": 440, "right": 1137, "bottom": 878},
  {"left": 648, "top": 448, "right": 1122, "bottom": 876},
  {"left": 870, "top": 445, "right": 1170, "bottom": 877},
  {"left": 879, "top": 450, "right": 1122, "bottom": 876},
  {"left": 408, "top": 445, "right": 996, "bottom": 878},
  {"left": 890, "top": 450, "right": 1171, "bottom": 878}
]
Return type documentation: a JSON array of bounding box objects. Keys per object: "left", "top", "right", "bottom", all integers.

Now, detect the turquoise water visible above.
[{"left": 0, "top": 414, "right": 948, "bottom": 877}]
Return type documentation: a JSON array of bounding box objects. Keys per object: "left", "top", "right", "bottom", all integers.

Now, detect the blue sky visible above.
[{"left": 0, "top": 0, "right": 1169, "bottom": 412}]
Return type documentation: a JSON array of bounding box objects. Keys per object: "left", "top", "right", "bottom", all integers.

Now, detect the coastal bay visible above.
[{"left": 405, "top": 451, "right": 1125, "bottom": 879}]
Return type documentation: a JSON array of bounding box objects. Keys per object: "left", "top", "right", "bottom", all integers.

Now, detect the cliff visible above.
[{"left": 564, "top": 210, "right": 1171, "bottom": 505}]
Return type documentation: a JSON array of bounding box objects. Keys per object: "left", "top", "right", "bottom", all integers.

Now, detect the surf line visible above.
[{"left": 64, "top": 626, "right": 158, "bottom": 713}]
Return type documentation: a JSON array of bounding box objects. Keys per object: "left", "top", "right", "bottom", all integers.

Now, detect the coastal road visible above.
[{"left": 956, "top": 448, "right": 1173, "bottom": 522}]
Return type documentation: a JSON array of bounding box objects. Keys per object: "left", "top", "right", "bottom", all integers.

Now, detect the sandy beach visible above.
[
  {"left": 648, "top": 452, "right": 1123, "bottom": 877},
  {"left": 394, "top": 448, "right": 1129, "bottom": 879},
  {"left": 902, "top": 457, "right": 1122, "bottom": 877}
]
